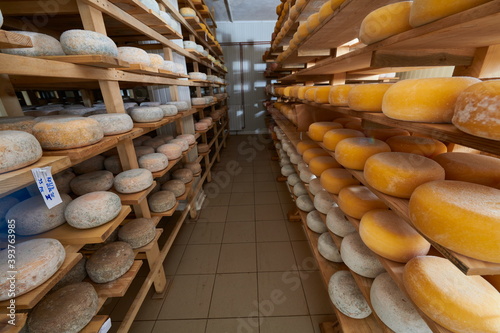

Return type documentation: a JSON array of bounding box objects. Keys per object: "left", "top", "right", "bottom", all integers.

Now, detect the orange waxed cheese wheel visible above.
[
  {"left": 320, "top": 168, "right": 360, "bottom": 194},
  {"left": 309, "top": 156, "right": 342, "bottom": 177},
  {"left": 409, "top": 0, "right": 492, "bottom": 27},
  {"left": 314, "top": 86, "right": 334, "bottom": 104},
  {"left": 337, "top": 185, "right": 387, "bottom": 219},
  {"left": 403, "top": 256, "right": 500, "bottom": 332},
  {"left": 323, "top": 129, "right": 365, "bottom": 151},
  {"left": 348, "top": 83, "right": 393, "bottom": 112},
  {"left": 303, "top": 148, "right": 330, "bottom": 164},
  {"left": 318, "top": 1, "right": 335, "bottom": 22},
  {"left": 365, "top": 128, "right": 410, "bottom": 141},
  {"left": 382, "top": 77, "right": 481, "bottom": 123},
  {"left": 298, "top": 86, "right": 315, "bottom": 100},
  {"left": 432, "top": 152, "right": 500, "bottom": 189},
  {"left": 333, "top": 117, "right": 358, "bottom": 127},
  {"left": 283, "top": 86, "right": 292, "bottom": 97},
  {"left": 335, "top": 137, "right": 391, "bottom": 170},
  {"left": 305, "top": 87, "right": 318, "bottom": 101},
  {"left": 364, "top": 152, "right": 445, "bottom": 198},
  {"left": 359, "top": 209, "right": 430, "bottom": 263},
  {"left": 344, "top": 121, "right": 363, "bottom": 131},
  {"left": 290, "top": 86, "right": 302, "bottom": 98},
  {"left": 385, "top": 135, "right": 447, "bottom": 157},
  {"left": 296, "top": 141, "right": 319, "bottom": 155},
  {"left": 308, "top": 122, "right": 343, "bottom": 141},
  {"left": 328, "top": 85, "right": 355, "bottom": 106},
  {"left": 409, "top": 180, "right": 500, "bottom": 263},
  {"left": 296, "top": 22, "right": 309, "bottom": 40},
  {"left": 306, "top": 13, "right": 321, "bottom": 32}
]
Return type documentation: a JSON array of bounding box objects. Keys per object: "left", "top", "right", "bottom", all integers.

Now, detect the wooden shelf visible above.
[
  {"left": 151, "top": 201, "right": 180, "bottom": 217},
  {"left": 157, "top": 69, "right": 190, "bottom": 79},
  {"left": 0, "top": 313, "right": 27, "bottom": 333},
  {"left": 118, "top": 63, "right": 159, "bottom": 75},
  {"left": 42, "top": 137, "right": 118, "bottom": 164},
  {"left": 36, "top": 55, "right": 130, "bottom": 68},
  {"left": 196, "top": 123, "right": 215, "bottom": 134},
  {"left": 192, "top": 101, "right": 217, "bottom": 108},
  {"left": 80, "top": 315, "right": 109, "bottom": 333},
  {"left": 0, "top": 30, "right": 32, "bottom": 49},
  {"left": 0, "top": 253, "right": 82, "bottom": 312},
  {"left": 132, "top": 114, "right": 182, "bottom": 129},
  {"left": 112, "top": 181, "right": 157, "bottom": 205},
  {"left": 176, "top": 181, "right": 192, "bottom": 201},
  {"left": 91, "top": 260, "right": 143, "bottom": 298}
]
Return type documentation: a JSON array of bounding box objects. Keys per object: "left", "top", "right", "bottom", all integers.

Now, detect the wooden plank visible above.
[
  {"left": 151, "top": 157, "right": 182, "bottom": 178},
  {"left": 157, "top": 69, "right": 190, "bottom": 79},
  {"left": 77, "top": 0, "right": 108, "bottom": 35},
  {"left": 42, "top": 137, "right": 119, "bottom": 164},
  {"left": 117, "top": 63, "right": 159, "bottom": 75},
  {"left": 132, "top": 115, "right": 182, "bottom": 129},
  {"left": 0, "top": 30, "right": 33, "bottom": 49},
  {"left": 1, "top": 1, "right": 79, "bottom": 15},
  {"left": 112, "top": 181, "right": 157, "bottom": 205},
  {"left": 80, "top": 315, "right": 109, "bottom": 333},
  {"left": 92, "top": 260, "right": 143, "bottom": 298},
  {"left": 36, "top": 55, "right": 129, "bottom": 68},
  {"left": 0, "top": 313, "right": 27, "bottom": 333},
  {"left": 150, "top": 201, "right": 180, "bottom": 217}
]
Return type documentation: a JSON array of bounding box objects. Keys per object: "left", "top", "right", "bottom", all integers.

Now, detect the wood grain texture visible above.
[{"left": 0, "top": 30, "right": 33, "bottom": 49}]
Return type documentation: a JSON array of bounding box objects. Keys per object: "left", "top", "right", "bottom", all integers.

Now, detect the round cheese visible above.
[
  {"left": 0, "top": 130, "right": 42, "bottom": 174},
  {"left": 382, "top": 77, "right": 481, "bottom": 123},
  {"left": 299, "top": 168, "right": 315, "bottom": 183},
  {"left": 73, "top": 155, "right": 105, "bottom": 174},
  {"left": 335, "top": 137, "right": 391, "bottom": 170},
  {"left": 326, "top": 206, "right": 356, "bottom": 237},
  {"left": 328, "top": 270, "right": 372, "bottom": 319},
  {"left": 364, "top": 152, "right": 445, "bottom": 198},
  {"left": 198, "top": 143, "right": 209, "bottom": 153},
  {"left": 118, "top": 218, "right": 156, "bottom": 248},
  {"left": 176, "top": 134, "right": 196, "bottom": 145},
  {"left": 138, "top": 153, "right": 169, "bottom": 172},
  {"left": 328, "top": 85, "right": 355, "bottom": 106},
  {"left": 371, "top": 273, "right": 432, "bottom": 333},
  {"left": 303, "top": 148, "right": 330, "bottom": 164},
  {"left": 0, "top": 116, "right": 35, "bottom": 133},
  {"left": 143, "top": 137, "right": 167, "bottom": 150},
  {"left": 2, "top": 31, "right": 63, "bottom": 56},
  {"left": 184, "top": 161, "right": 202, "bottom": 175},
  {"left": 86, "top": 241, "right": 135, "bottom": 283},
  {"left": 403, "top": 256, "right": 500, "bottom": 332},
  {"left": 157, "top": 143, "right": 182, "bottom": 160},
  {"left": 70, "top": 170, "right": 114, "bottom": 195},
  {"left": 60, "top": 29, "right": 118, "bottom": 57},
  {"left": 308, "top": 122, "right": 343, "bottom": 141},
  {"left": 114, "top": 168, "right": 153, "bottom": 193},
  {"left": 360, "top": 209, "right": 430, "bottom": 263},
  {"left": 305, "top": 87, "right": 318, "bottom": 101},
  {"left": 365, "top": 128, "right": 411, "bottom": 141},
  {"left": 65, "top": 191, "right": 122, "bottom": 229},
  {"left": 409, "top": 0, "right": 492, "bottom": 27},
  {"left": 306, "top": 13, "right": 321, "bottom": 32},
  {"left": 348, "top": 83, "right": 393, "bottom": 112},
  {"left": 159, "top": 104, "right": 178, "bottom": 117},
  {"left": 359, "top": 2, "right": 413, "bottom": 45},
  {"left": 135, "top": 145, "right": 155, "bottom": 157},
  {"left": 118, "top": 46, "right": 151, "bottom": 66},
  {"left": 296, "top": 141, "right": 319, "bottom": 155},
  {"left": 338, "top": 185, "right": 387, "bottom": 219},
  {"left": 323, "top": 129, "right": 365, "bottom": 151},
  {"left": 296, "top": 194, "right": 314, "bottom": 212},
  {"left": 172, "top": 168, "right": 194, "bottom": 183},
  {"left": 318, "top": 1, "right": 335, "bottom": 22},
  {"left": 281, "top": 164, "right": 295, "bottom": 177},
  {"left": 307, "top": 210, "right": 328, "bottom": 233},
  {"left": 314, "top": 190, "right": 335, "bottom": 214},
  {"left": 287, "top": 173, "right": 301, "bottom": 186},
  {"left": 320, "top": 168, "right": 359, "bottom": 194},
  {"left": 452, "top": 80, "right": 500, "bottom": 140},
  {"left": 345, "top": 120, "right": 363, "bottom": 131},
  {"left": 161, "top": 179, "right": 186, "bottom": 197},
  {"left": 89, "top": 114, "right": 133, "bottom": 136},
  {"left": 130, "top": 107, "right": 164, "bottom": 123},
  {"left": 432, "top": 152, "right": 500, "bottom": 189},
  {"left": 148, "top": 190, "right": 177, "bottom": 212},
  {"left": 52, "top": 257, "right": 87, "bottom": 291},
  {"left": 104, "top": 155, "right": 123, "bottom": 174},
  {"left": 341, "top": 232, "right": 386, "bottom": 278},
  {"left": 308, "top": 156, "right": 341, "bottom": 176},
  {"left": 409, "top": 180, "right": 500, "bottom": 263},
  {"left": 297, "top": 86, "right": 316, "bottom": 100},
  {"left": 195, "top": 122, "right": 209, "bottom": 131},
  {"left": 386, "top": 135, "right": 447, "bottom": 157},
  {"left": 293, "top": 183, "right": 308, "bottom": 197},
  {"left": 314, "top": 87, "right": 334, "bottom": 104},
  {"left": 148, "top": 53, "right": 164, "bottom": 69},
  {"left": 318, "top": 232, "right": 342, "bottom": 262},
  {"left": 308, "top": 178, "right": 324, "bottom": 195}
]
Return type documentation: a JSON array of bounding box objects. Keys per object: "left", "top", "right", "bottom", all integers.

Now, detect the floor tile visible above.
[
  {"left": 230, "top": 192, "right": 255, "bottom": 206},
  {"left": 255, "top": 204, "right": 285, "bottom": 221},
  {"left": 254, "top": 165, "right": 272, "bottom": 174},
  {"left": 254, "top": 173, "right": 276, "bottom": 182},
  {"left": 157, "top": 275, "right": 215, "bottom": 319},
  {"left": 280, "top": 203, "right": 296, "bottom": 217},
  {"left": 209, "top": 273, "right": 258, "bottom": 318},
  {"left": 285, "top": 221, "right": 307, "bottom": 241},
  {"left": 231, "top": 182, "right": 255, "bottom": 193},
  {"left": 256, "top": 220, "right": 289, "bottom": 242},
  {"left": 206, "top": 318, "right": 259, "bottom": 333},
  {"left": 222, "top": 221, "right": 256, "bottom": 243},
  {"left": 254, "top": 181, "right": 278, "bottom": 192},
  {"left": 176, "top": 244, "right": 221, "bottom": 275},
  {"left": 227, "top": 205, "right": 255, "bottom": 222},
  {"left": 173, "top": 223, "right": 195, "bottom": 245},
  {"left": 188, "top": 223, "right": 225, "bottom": 244},
  {"left": 152, "top": 319, "right": 207, "bottom": 333},
  {"left": 198, "top": 206, "right": 228, "bottom": 223},
  {"left": 257, "top": 242, "right": 297, "bottom": 272},
  {"left": 163, "top": 244, "right": 186, "bottom": 275},
  {"left": 218, "top": 243, "right": 257, "bottom": 273},
  {"left": 204, "top": 182, "right": 232, "bottom": 194},
  {"left": 135, "top": 288, "right": 164, "bottom": 320},
  {"left": 291, "top": 241, "right": 318, "bottom": 271},
  {"left": 257, "top": 271, "right": 309, "bottom": 316},
  {"left": 110, "top": 320, "right": 155, "bottom": 333},
  {"left": 278, "top": 191, "right": 294, "bottom": 204},
  {"left": 239, "top": 166, "right": 254, "bottom": 174},
  {"left": 203, "top": 193, "right": 231, "bottom": 207},
  {"left": 259, "top": 316, "right": 314, "bottom": 333},
  {"left": 236, "top": 173, "right": 255, "bottom": 183},
  {"left": 300, "top": 271, "right": 335, "bottom": 315},
  {"left": 254, "top": 191, "right": 280, "bottom": 205},
  {"left": 310, "top": 315, "right": 338, "bottom": 333}
]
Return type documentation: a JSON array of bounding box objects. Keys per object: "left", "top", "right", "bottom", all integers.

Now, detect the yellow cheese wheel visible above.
[
  {"left": 296, "top": 22, "right": 309, "bottom": 40},
  {"left": 309, "top": 156, "right": 342, "bottom": 177},
  {"left": 386, "top": 135, "right": 447, "bottom": 157},
  {"left": 305, "top": 87, "right": 318, "bottom": 101},
  {"left": 359, "top": 209, "right": 430, "bottom": 263},
  {"left": 382, "top": 77, "right": 481, "bottom": 123},
  {"left": 365, "top": 128, "right": 410, "bottom": 141},
  {"left": 314, "top": 86, "right": 334, "bottom": 104},
  {"left": 296, "top": 141, "right": 319, "bottom": 155},
  {"left": 409, "top": 180, "right": 500, "bottom": 263},
  {"left": 335, "top": 137, "right": 391, "bottom": 170},
  {"left": 303, "top": 148, "right": 330, "bottom": 164},
  {"left": 409, "top": 0, "right": 492, "bottom": 27},
  {"left": 333, "top": 117, "right": 358, "bottom": 127},
  {"left": 318, "top": 1, "right": 335, "bottom": 22},
  {"left": 432, "top": 152, "right": 500, "bottom": 189},
  {"left": 328, "top": 85, "right": 354, "bottom": 106},
  {"left": 298, "top": 86, "right": 315, "bottom": 100},
  {"left": 323, "top": 129, "right": 365, "bottom": 151},
  {"left": 348, "top": 83, "right": 393, "bottom": 112},
  {"left": 290, "top": 86, "right": 302, "bottom": 98},
  {"left": 344, "top": 120, "right": 363, "bottom": 131},
  {"left": 294, "top": 0, "right": 307, "bottom": 10},
  {"left": 308, "top": 122, "right": 343, "bottom": 141},
  {"left": 283, "top": 86, "right": 293, "bottom": 97},
  {"left": 452, "top": 80, "right": 500, "bottom": 141},
  {"left": 338, "top": 185, "right": 387, "bottom": 219},
  {"left": 364, "top": 152, "right": 445, "bottom": 198},
  {"left": 320, "top": 168, "right": 360, "bottom": 194},
  {"left": 289, "top": 6, "right": 300, "bottom": 21},
  {"left": 306, "top": 13, "right": 321, "bottom": 33},
  {"left": 359, "top": 2, "right": 413, "bottom": 45},
  {"left": 403, "top": 256, "right": 500, "bottom": 332}
]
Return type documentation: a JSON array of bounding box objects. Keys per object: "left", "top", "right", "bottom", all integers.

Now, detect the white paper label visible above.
[
  {"left": 31, "top": 166, "right": 62, "bottom": 209},
  {"left": 98, "top": 318, "right": 112, "bottom": 333}
]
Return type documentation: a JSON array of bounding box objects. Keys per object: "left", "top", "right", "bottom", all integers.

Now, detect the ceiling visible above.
[{"left": 204, "top": 0, "right": 279, "bottom": 21}]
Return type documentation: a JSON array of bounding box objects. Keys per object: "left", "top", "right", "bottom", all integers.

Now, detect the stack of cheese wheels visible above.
[
  {"left": 323, "top": 129, "right": 364, "bottom": 151},
  {"left": 328, "top": 85, "right": 354, "bottom": 106},
  {"left": 409, "top": 0, "right": 492, "bottom": 27},
  {"left": 335, "top": 137, "right": 391, "bottom": 170},
  {"left": 403, "top": 256, "right": 500, "bottom": 332},
  {"left": 432, "top": 152, "right": 500, "bottom": 189},
  {"left": 409, "top": 180, "right": 500, "bottom": 263},
  {"left": 364, "top": 152, "right": 446, "bottom": 198},
  {"left": 382, "top": 77, "right": 480, "bottom": 123},
  {"left": 386, "top": 136, "right": 447, "bottom": 157},
  {"left": 348, "top": 83, "right": 393, "bottom": 112},
  {"left": 296, "top": 141, "right": 319, "bottom": 155},
  {"left": 341, "top": 232, "right": 385, "bottom": 278},
  {"left": 320, "top": 168, "right": 359, "bottom": 194},
  {"left": 308, "top": 156, "right": 341, "bottom": 176},
  {"left": 452, "top": 80, "right": 500, "bottom": 140},
  {"left": 328, "top": 270, "right": 372, "bottom": 319},
  {"left": 359, "top": 2, "right": 413, "bottom": 45},
  {"left": 308, "top": 122, "right": 342, "bottom": 141},
  {"left": 365, "top": 128, "right": 410, "bottom": 141},
  {"left": 338, "top": 185, "right": 387, "bottom": 219},
  {"left": 0, "top": 130, "right": 43, "bottom": 174},
  {"left": 303, "top": 148, "right": 330, "bottom": 164},
  {"left": 314, "top": 87, "right": 334, "bottom": 104},
  {"left": 360, "top": 209, "right": 430, "bottom": 262}
]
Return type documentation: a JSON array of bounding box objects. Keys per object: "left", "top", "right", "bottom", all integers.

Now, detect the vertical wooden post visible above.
[
  {"left": 77, "top": 0, "right": 107, "bottom": 34},
  {"left": 145, "top": 240, "right": 168, "bottom": 294},
  {"left": 453, "top": 44, "right": 500, "bottom": 78},
  {"left": 80, "top": 89, "right": 94, "bottom": 107},
  {"left": 0, "top": 74, "right": 23, "bottom": 117}
]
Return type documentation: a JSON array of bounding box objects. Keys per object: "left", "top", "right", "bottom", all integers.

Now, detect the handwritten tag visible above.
[
  {"left": 31, "top": 166, "right": 62, "bottom": 209},
  {"left": 98, "top": 318, "right": 112, "bottom": 333}
]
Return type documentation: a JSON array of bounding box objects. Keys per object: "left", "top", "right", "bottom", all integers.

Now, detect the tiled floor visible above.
[{"left": 108, "top": 135, "right": 336, "bottom": 332}]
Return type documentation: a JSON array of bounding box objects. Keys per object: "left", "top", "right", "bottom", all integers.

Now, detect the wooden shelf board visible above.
[
  {"left": 0, "top": 313, "right": 27, "bottom": 333},
  {"left": 192, "top": 101, "right": 217, "bottom": 108},
  {"left": 157, "top": 69, "right": 190, "bottom": 79},
  {"left": 92, "top": 260, "right": 143, "bottom": 298},
  {"left": 151, "top": 157, "right": 182, "bottom": 178},
  {"left": 151, "top": 200, "right": 180, "bottom": 217},
  {"left": 0, "top": 253, "right": 82, "bottom": 312},
  {"left": 134, "top": 229, "right": 163, "bottom": 254},
  {"left": 42, "top": 137, "right": 118, "bottom": 164},
  {"left": 0, "top": 30, "right": 32, "bottom": 49},
  {"left": 111, "top": 181, "right": 157, "bottom": 205},
  {"left": 36, "top": 55, "right": 130, "bottom": 68},
  {"left": 132, "top": 114, "right": 181, "bottom": 129},
  {"left": 176, "top": 182, "right": 192, "bottom": 201},
  {"left": 80, "top": 315, "right": 109, "bottom": 333},
  {"left": 117, "top": 63, "right": 159, "bottom": 75}
]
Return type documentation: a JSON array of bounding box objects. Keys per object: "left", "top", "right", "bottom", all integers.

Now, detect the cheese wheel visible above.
[
  {"left": 87, "top": 241, "right": 134, "bottom": 283},
  {"left": 180, "top": 7, "right": 196, "bottom": 17},
  {"left": 287, "top": 173, "right": 301, "bottom": 187},
  {"left": 161, "top": 179, "right": 186, "bottom": 197},
  {"left": 61, "top": 29, "right": 118, "bottom": 57},
  {"left": 333, "top": 117, "right": 358, "bottom": 127},
  {"left": 283, "top": 87, "right": 293, "bottom": 97},
  {"left": 308, "top": 122, "right": 343, "bottom": 141},
  {"left": 65, "top": 191, "right": 122, "bottom": 229},
  {"left": 328, "top": 270, "right": 372, "bottom": 319},
  {"left": 360, "top": 209, "right": 430, "bottom": 263},
  {"left": 118, "top": 218, "right": 156, "bottom": 249},
  {"left": 432, "top": 152, "right": 500, "bottom": 189},
  {"left": 323, "top": 129, "right": 365, "bottom": 151},
  {"left": 296, "top": 194, "right": 314, "bottom": 212},
  {"left": 52, "top": 257, "right": 87, "bottom": 291},
  {"left": 157, "top": 143, "right": 182, "bottom": 160},
  {"left": 386, "top": 136, "right": 447, "bottom": 157},
  {"left": 318, "top": 232, "right": 342, "bottom": 262},
  {"left": 341, "top": 232, "right": 386, "bottom": 278},
  {"left": 72, "top": 155, "right": 105, "bottom": 174},
  {"left": 303, "top": 148, "right": 330, "bottom": 164},
  {"left": 159, "top": 104, "right": 178, "bottom": 117},
  {"left": 148, "top": 190, "right": 177, "bottom": 212},
  {"left": 365, "top": 128, "right": 410, "bottom": 141},
  {"left": 409, "top": 0, "right": 492, "bottom": 27},
  {"left": 309, "top": 156, "right": 341, "bottom": 176},
  {"left": 0, "top": 116, "right": 35, "bottom": 133},
  {"left": 184, "top": 161, "right": 202, "bottom": 175},
  {"left": 320, "top": 168, "right": 359, "bottom": 194},
  {"left": 364, "top": 152, "right": 445, "bottom": 198},
  {"left": 281, "top": 164, "right": 295, "bottom": 177},
  {"left": 314, "top": 87, "right": 334, "bottom": 104},
  {"left": 89, "top": 114, "right": 133, "bottom": 136},
  {"left": 70, "top": 170, "right": 114, "bottom": 195},
  {"left": 382, "top": 77, "right": 481, "bottom": 123},
  {"left": 118, "top": 47, "right": 151, "bottom": 66},
  {"left": 338, "top": 186, "right": 387, "bottom": 219},
  {"left": 307, "top": 210, "right": 328, "bottom": 233},
  {"left": 290, "top": 153, "right": 302, "bottom": 164},
  {"left": 344, "top": 120, "right": 363, "bottom": 131},
  {"left": 172, "top": 168, "right": 194, "bottom": 184},
  {"left": 371, "top": 273, "right": 432, "bottom": 333},
  {"left": 176, "top": 134, "right": 196, "bottom": 145},
  {"left": 318, "top": 1, "right": 334, "bottom": 22},
  {"left": 299, "top": 168, "right": 315, "bottom": 183},
  {"left": 293, "top": 183, "right": 308, "bottom": 197},
  {"left": 326, "top": 206, "right": 356, "bottom": 237},
  {"left": 169, "top": 138, "right": 190, "bottom": 151},
  {"left": 306, "top": 13, "right": 321, "bottom": 32},
  {"left": 314, "top": 190, "right": 336, "bottom": 214},
  {"left": 0, "top": 130, "right": 43, "bottom": 174},
  {"left": 409, "top": 180, "right": 500, "bottom": 263},
  {"left": 452, "top": 80, "right": 500, "bottom": 140},
  {"left": 335, "top": 137, "right": 391, "bottom": 170},
  {"left": 328, "top": 85, "right": 354, "bottom": 106},
  {"left": 296, "top": 141, "right": 319, "bottom": 155},
  {"left": 104, "top": 155, "right": 123, "bottom": 174},
  {"left": 403, "top": 256, "right": 500, "bottom": 333},
  {"left": 148, "top": 53, "right": 164, "bottom": 68},
  {"left": 359, "top": 2, "right": 413, "bottom": 45},
  {"left": 308, "top": 178, "right": 324, "bottom": 195},
  {"left": 130, "top": 107, "right": 164, "bottom": 123},
  {"left": 138, "top": 153, "right": 169, "bottom": 172},
  {"left": 305, "top": 87, "right": 318, "bottom": 101},
  {"left": 143, "top": 137, "right": 166, "bottom": 149},
  {"left": 348, "top": 83, "right": 393, "bottom": 112},
  {"left": 114, "top": 168, "right": 153, "bottom": 194},
  {"left": 2, "top": 31, "right": 64, "bottom": 56},
  {"left": 198, "top": 143, "right": 209, "bottom": 153},
  {"left": 297, "top": 86, "right": 315, "bottom": 100}
]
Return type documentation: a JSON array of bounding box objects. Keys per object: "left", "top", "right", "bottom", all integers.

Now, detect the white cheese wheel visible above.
[
  {"left": 281, "top": 164, "right": 295, "bottom": 177},
  {"left": 118, "top": 46, "right": 151, "bottom": 66},
  {"left": 290, "top": 153, "right": 302, "bottom": 164},
  {"left": 138, "top": 153, "right": 169, "bottom": 172},
  {"left": 287, "top": 173, "right": 301, "bottom": 186},
  {"left": 60, "top": 29, "right": 117, "bottom": 57},
  {"left": 296, "top": 194, "right": 314, "bottom": 212},
  {"left": 306, "top": 210, "right": 328, "bottom": 233},
  {"left": 135, "top": 145, "right": 155, "bottom": 158},
  {"left": 65, "top": 191, "right": 122, "bottom": 229},
  {"left": 161, "top": 179, "right": 186, "bottom": 197},
  {"left": 72, "top": 155, "right": 105, "bottom": 174},
  {"left": 293, "top": 182, "right": 308, "bottom": 197},
  {"left": 130, "top": 107, "right": 164, "bottom": 123},
  {"left": 341, "top": 232, "right": 386, "bottom": 278},
  {"left": 0, "top": 130, "right": 42, "bottom": 173},
  {"left": 167, "top": 101, "right": 189, "bottom": 111},
  {"left": 0, "top": 116, "right": 35, "bottom": 133},
  {"left": 328, "top": 270, "right": 372, "bottom": 319},
  {"left": 104, "top": 155, "right": 123, "bottom": 174},
  {"left": 318, "top": 232, "right": 342, "bottom": 262},
  {"left": 148, "top": 190, "right": 177, "bottom": 212},
  {"left": 114, "top": 168, "right": 154, "bottom": 194},
  {"left": 299, "top": 168, "right": 315, "bottom": 183},
  {"left": 184, "top": 41, "right": 197, "bottom": 49},
  {"left": 192, "top": 97, "right": 206, "bottom": 105},
  {"left": 326, "top": 206, "right": 356, "bottom": 237},
  {"left": 159, "top": 104, "right": 178, "bottom": 117},
  {"left": 169, "top": 138, "right": 189, "bottom": 151},
  {"left": 148, "top": 53, "right": 164, "bottom": 68},
  {"left": 86, "top": 241, "right": 134, "bottom": 283},
  {"left": 70, "top": 170, "right": 114, "bottom": 196},
  {"left": 157, "top": 143, "right": 182, "bottom": 160},
  {"left": 118, "top": 218, "right": 156, "bottom": 249},
  {"left": 2, "top": 31, "right": 64, "bottom": 56},
  {"left": 176, "top": 134, "right": 196, "bottom": 145},
  {"left": 308, "top": 178, "right": 324, "bottom": 195},
  {"left": 314, "top": 190, "right": 335, "bottom": 214},
  {"left": 89, "top": 114, "right": 133, "bottom": 136},
  {"left": 172, "top": 168, "right": 193, "bottom": 183}
]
